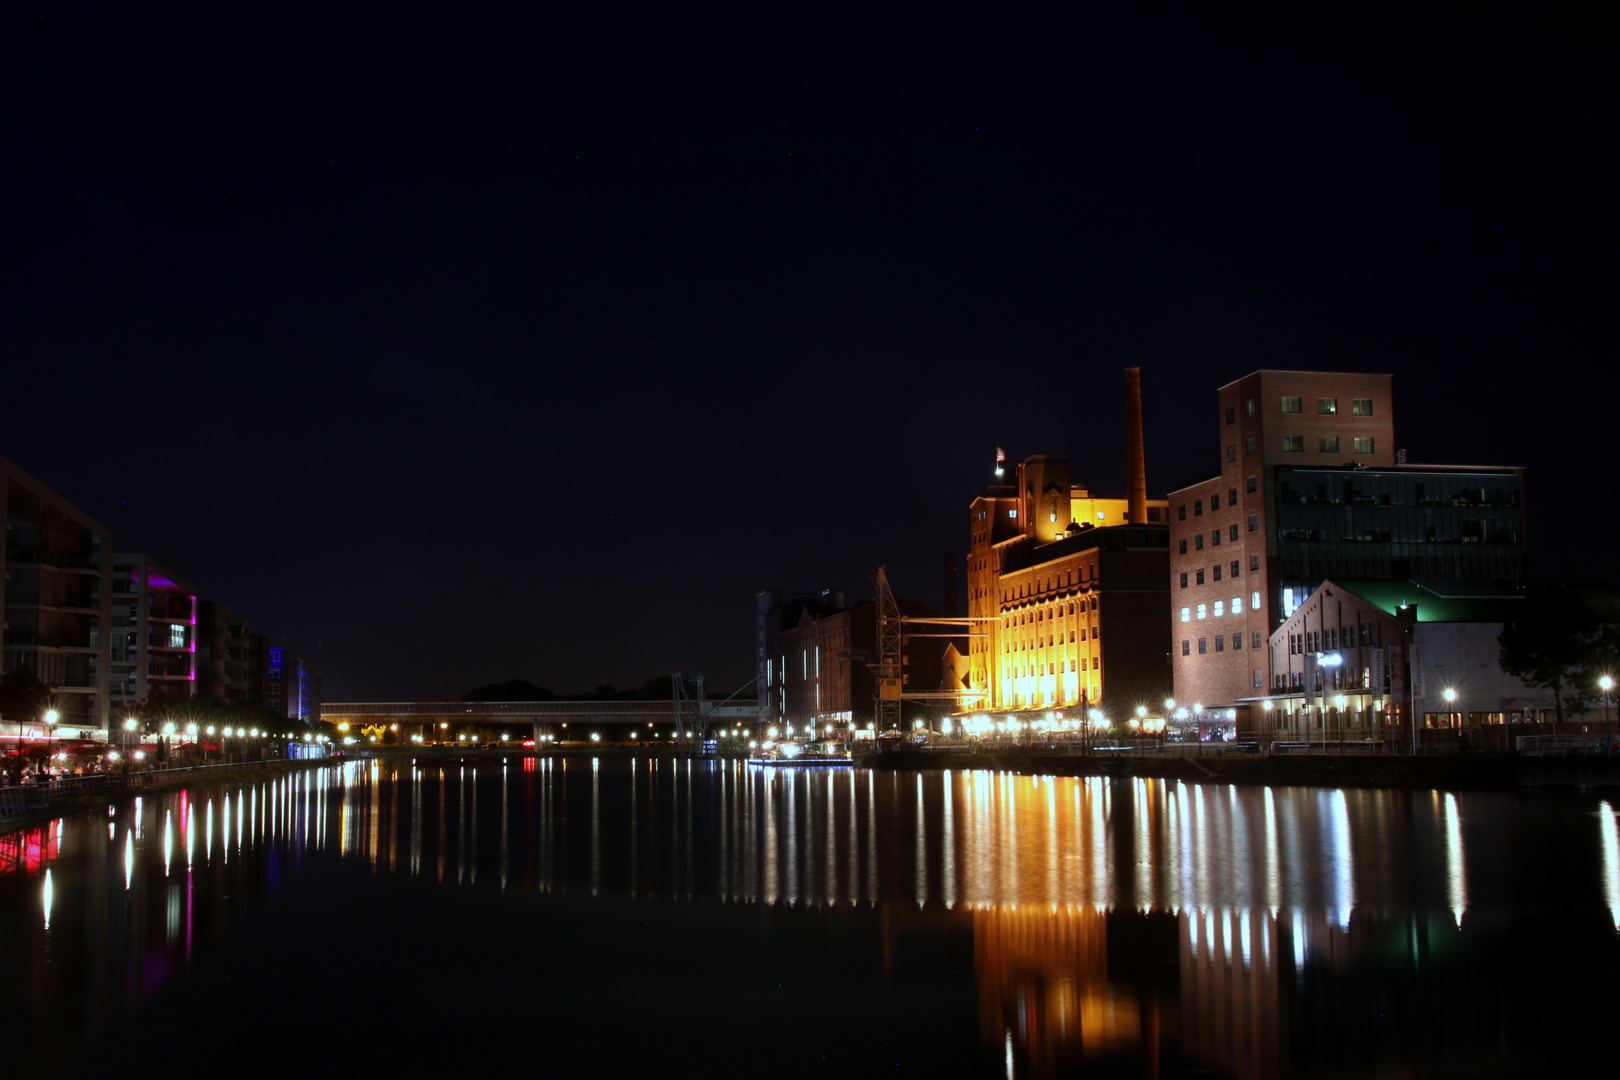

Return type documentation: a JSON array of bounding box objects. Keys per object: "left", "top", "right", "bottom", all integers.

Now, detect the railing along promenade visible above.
[{"left": 0, "top": 758, "right": 319, "bottom": 819}]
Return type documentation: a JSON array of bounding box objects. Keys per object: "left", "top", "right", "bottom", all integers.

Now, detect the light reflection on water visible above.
[{"left": 3, "top": 758, "right": 1620, "bottom": 1078}]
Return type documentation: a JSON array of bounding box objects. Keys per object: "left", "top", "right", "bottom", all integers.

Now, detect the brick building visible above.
[
  {"left": 1168, "top": 371, "right": 1528, "bottom": 715},
  {"left": 758, "top": 589, "right": 942, "bottom": 733},
  {"left": 966, "top": 454, "right": 1171, "bottom": 716}
]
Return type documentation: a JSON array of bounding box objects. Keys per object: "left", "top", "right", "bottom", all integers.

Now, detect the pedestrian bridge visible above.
[{"left": 322, "top": 701, "right": 765, "bottom": 743}]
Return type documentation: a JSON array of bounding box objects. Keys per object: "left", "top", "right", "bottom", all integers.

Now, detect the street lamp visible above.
[
  {"left": 1600, "top": 676, "right": 1614, "bottom": 748},
  {"left": 1443, "top": 687, "right": 1458, "bottom": 733}
]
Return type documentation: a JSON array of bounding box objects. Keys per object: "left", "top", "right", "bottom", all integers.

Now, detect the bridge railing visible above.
[{"left": 1517, "top": 734, "right": 1618, "bottom": 757}]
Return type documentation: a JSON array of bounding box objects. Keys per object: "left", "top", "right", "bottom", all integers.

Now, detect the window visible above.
[
  {"left": 1353, "top": 398, "right": 1373, "bottom": 416},
  {"left": 1354, "top": 436, "right": 1375, "bottom": 454},
  {"left": 1252, "top": 590, "right": 1261, "bottom": 609},
  {"left": 1198, "top": 638, "right": 1207, "bottom": 654},
  {"left": 169, "top": 624, "right": 186, "bottom": 648},
  {"left": 1319, "top": 435, "right": 1340, "bottom": 454},
  {"left": 1250, "top": 555, "right": 1260, "bottom": 571},
  {"left": 1225, "top": 406, "right": 1235, "bottom": 425},
  {"left": 1179, "top": 539, "right": 1187, "bottom": 554},
  {"left": 1318, "top": 397, "right": 1338, "bottom": 415},
  {"left": 1232, "top": 595, "right": 1243, "bottom": 614},
  {"left": 1179, "top": 572, "right": 1188, "bottom": 588},
  {"left": 1194, "top": 499, "right": 1203, "bottom": 516},
  {"left": 1229, "top": 487, "right": 1237, "bottom": 504},
  {"left": 1180, "top": 607, "right": 1190, "bottom": 623},
  {"left": 1232, "top": 633, "right": 1243, "bottom": 650},
  {"left": 1282, "top": 435, "right": 1304, "bottom": 452},
  {"left": 1090, "top": 597, "right": 1097, "bottom": 610},
  {"left": 1231, "top": 560, "right": 1240, "bottom": 577},
  {"left": 1195, "top": 534, "right": 1204, "bottom": 551},
  {"left": 1253, "top": 632, "right": 1263, "bottom": 650},
  {"left": 1009, "top": 509, "right": 1017, "bottom": 518},
  {"left": 1243, "top": 437, "right": 1255, "bottom": 458},
  {"left": 1248, "top": 513, "right": 1258, "bottom": 532},
  {"left": 1244, "top": 398, "right": 1256, "bottom": 417},
  {"left": 1247, "top": 475, "right": 1257, "bottom": 494},
  {"left": 1196, "top": 569, "right": 1205, "bottom": 585},
  {"left": 1092, "top": 657, "right": 1100, "bottom": 670},
  {"left": 1213, "top": 564, "right": 1222, "bottom": 582},
  {"left": 1229, "top": 524, "right": 1239, "bottom": 541},
  {"left": 1177, "top": 504, "right": 1186, "bottom": 521},
  {"left": 1215, "top": 635, "right": 1224, "bottom": 652},
  {"left": 1210, "top": 492, "right": 1220, "bottom": 510},
  {"left": 1281, "top": 396, "right": 1302, "bottom": 414},
  {"left": 1211, "top": 529, "right": 1221, "bottom": 547},
  {"left": 1196, "top": 603, "right": 1207, "bottom": 620},
  {"left": 1214, "top": 600, "right": 1225, "bottom": 617},
  {"left": 1254, "top": 669, "right": 1264, "bottom": 689},
  {"left": 1182, "top": 641, "right": 1190, "bottom": 656},
  {"left": 1226, "top": 444, "right": 1237, "bottom": 463}
]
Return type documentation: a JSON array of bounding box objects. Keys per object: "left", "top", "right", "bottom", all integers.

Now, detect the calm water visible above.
[{"left": 4, "top": 756, "right": 1619, "bottom": 1078}]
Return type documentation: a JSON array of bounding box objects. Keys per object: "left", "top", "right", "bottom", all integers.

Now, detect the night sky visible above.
[{"left": 3, "top": 3, "right": 1615, "bottom": 700}]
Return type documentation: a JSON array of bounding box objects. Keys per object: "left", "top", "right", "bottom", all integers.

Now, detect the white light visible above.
[
  {"left": 162, "top": 722, "right": 176, "bottom": 735},
  {"left": 1263, "top": 700, "right": 1274, "bottom": 711},
  {"left": 1319, "top": 653, "right": 1344, "bottom": 667},
  {"left": 44, "top": 709, "right": 59, "bottom": 724}
]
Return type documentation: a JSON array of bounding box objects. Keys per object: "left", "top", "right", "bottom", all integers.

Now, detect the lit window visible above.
[
  {"left": 1214, "top": 600, "right": 1224, "bottom": 617},
  {"left": 1252, "top": 591, "right": 1261, "bottom": 609},
  {"left": 1354, "top": 436, "right": 1375, "bottom": 454},
  {"left": 1180, "top": 607, "right": 1190, "bottom": 623},
  {"left": 1319, "top": 435, "right": 1340, "bottom": 454},
  {"left": 1244, "top": 398, "right": 1255, "bottom": 418},
  {"left": 1196, "top": 604, "right": 1207, "bottom": 620},
  {"left": 1281, "top": 396, "right": 1302, "bottom": 414},
  {"left": 1008, "top": 509, "right": 1017, "bottom": 518},
  {"left": 1282, "top": 435, "right": 1304, "bottom": 452},
  {"left": 1318, "top": 397, "right": 1338, "bottom": 415},
  {"left": 1232, "top": 595, "right": 1242, "bottom": 613},
  {"left": 1282, "top": 588, "right": 1297, "bottom": 616},
  {"left": 169, "top": 624, "right": 186, "bottom": 648},
  {"left": 1352, "top": 398, "right": 1373, "bottom": 416}
]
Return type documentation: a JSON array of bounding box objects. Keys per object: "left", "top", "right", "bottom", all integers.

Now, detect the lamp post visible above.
[
  {"left": 1600, "top": 676, "right": 1614, "bottom": 751},
  {"left": 1443, "top": 688, "right": 1458, "bottom": 748}
]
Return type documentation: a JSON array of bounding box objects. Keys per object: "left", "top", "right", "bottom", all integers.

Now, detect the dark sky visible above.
[{"left": 3, "top": 3, "right": 1616, "bottom": 700}]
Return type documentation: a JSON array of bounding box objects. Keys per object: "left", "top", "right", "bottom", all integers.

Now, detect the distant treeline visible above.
[{"left": 460, "top": 677, "right": 722, "bottom": 703}]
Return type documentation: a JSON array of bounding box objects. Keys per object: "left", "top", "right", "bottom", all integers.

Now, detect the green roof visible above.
[{"left": 1324, "top": 579, "right": 1525, "bottom": 623}]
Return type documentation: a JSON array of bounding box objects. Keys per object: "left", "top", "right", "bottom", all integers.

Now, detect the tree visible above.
[{"left": 1500, "top": 587, "right": 1603, "bottom": 729}]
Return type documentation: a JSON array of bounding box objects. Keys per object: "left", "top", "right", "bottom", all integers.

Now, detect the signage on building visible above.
[
  {"left": 1370, "top": 647, "right": 1385, "bottom": 698},
  {"left": 1305, "top": 654, "right": 1320, "bottom": 710},
  {"left": 1410, "top": 644, "right": 1426, "bottom": 699}
]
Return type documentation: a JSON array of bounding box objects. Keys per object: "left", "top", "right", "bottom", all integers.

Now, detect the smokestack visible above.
[{"left": 1125, "top": 367, "right": 1147, "bottom": 525}]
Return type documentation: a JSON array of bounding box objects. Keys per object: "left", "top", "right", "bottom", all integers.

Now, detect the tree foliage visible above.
[{"left": 1499, "top": 586, "right": 1618, "bottom": 726}]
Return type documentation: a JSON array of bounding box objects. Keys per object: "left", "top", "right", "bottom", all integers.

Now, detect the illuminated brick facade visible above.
[
  {"left": 1169, "top": 371, "right": 1527, "bottom": 712},
  {"left": 966, "top": 456, "right": 1170, "bottom": 715}
]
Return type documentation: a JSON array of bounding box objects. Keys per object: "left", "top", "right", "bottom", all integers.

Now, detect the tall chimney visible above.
[{"left": 1125, "top": 367, "right": 1148, "bottom": 525}]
